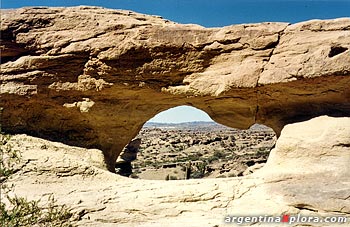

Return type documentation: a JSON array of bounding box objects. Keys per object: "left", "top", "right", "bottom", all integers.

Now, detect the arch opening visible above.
[{"left": 116, "top": 106, "right": 276, "bottom": 179}]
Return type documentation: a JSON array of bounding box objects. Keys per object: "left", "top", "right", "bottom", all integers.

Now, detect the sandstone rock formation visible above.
[
  {"left": 117, "top": 138, "right": 142, "bottom": 163},
  {"left": 115, "top": 138, "right": 141, "bottom": 176},
  {"left": 1, "top": 6, "right": 349, "bottom": 171},
  {"left": 1, "top": 116, "right": 349, "bottom": 226}
]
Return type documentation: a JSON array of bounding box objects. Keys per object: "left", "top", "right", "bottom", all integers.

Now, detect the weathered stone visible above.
[
  {"left": 115, "top": 138, "right": 141, "bottom": 176},
  {"left": 246, "top": 116, "right": 350, "bottom": 216},
  {"left": 1, "top": 7, "right": 349, "bottom": 170},
  {"left": 1, "top": 116, "right": 349, "bottom": 226},
  {"left": 116, "top": 138, "right": 142, "bottom": 164}
]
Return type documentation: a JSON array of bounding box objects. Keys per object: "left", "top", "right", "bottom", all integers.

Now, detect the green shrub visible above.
[
  {"left": 256, "top": 147, "right": 270, "bottom": 156},
  {"left": 0, "top": 135, "right": 19, "bottom": 182},
  {"left": 0, "top": 195, "right": 74, "bottom": 227},
  {"left": 190, "top": 171, "right": 204, "bottom": 179},
  {"left": 169, "top": 175, "right": 178, "bottom": 180},
  {"left": 0, "top": 134, "right": 76, "bottom": 227},
  {"left": 207, "top": 155, "right": 219, "bottom": 163},
  {"left": 143, "top": 160, "right": 153, "bottom": 166},
  {"left": 213, "top": 150, "right": 225, "bottom": 159}
]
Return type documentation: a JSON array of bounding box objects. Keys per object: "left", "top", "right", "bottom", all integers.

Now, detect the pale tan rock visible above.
[
  {"left": 259, "top": 18, "right": 350, "bottom": 84},
  {"left": 1, "top": 7, "right": 349, "bottom": 170},
  {"left": 261, "top": 115, "right": 350, "bottom": 176},
  {"left": 1, "top": 116, "right": 349, "bottom": 227},
  {"left": 233, "top": 116, "right": 350, "bottom": 221}
]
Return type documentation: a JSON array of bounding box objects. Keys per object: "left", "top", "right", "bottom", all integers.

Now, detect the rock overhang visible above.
[{"left": 0, "top": 6, "right": 349, "bottom": 171}]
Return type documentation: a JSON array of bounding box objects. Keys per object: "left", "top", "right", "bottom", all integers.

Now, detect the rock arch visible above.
[{"left": 1, "top": 7, "right": 349, "bottom": 171}]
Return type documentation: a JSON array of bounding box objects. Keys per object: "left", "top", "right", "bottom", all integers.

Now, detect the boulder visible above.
[{"left": 233, "top": 116, "right": 350, "bottom": 218}]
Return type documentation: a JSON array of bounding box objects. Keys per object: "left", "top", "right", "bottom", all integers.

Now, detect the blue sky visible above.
[
  {"left": 2, "top": 0, "right": 350, "bottom": 27},
  {"left": 148, "top": 106, "right": 213, "bottom": 123},
  {"left": 2, "top": 0, "right": 349, "bottom": 123}
]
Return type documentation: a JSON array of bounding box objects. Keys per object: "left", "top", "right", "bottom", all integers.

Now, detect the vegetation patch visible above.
[{"left": 0, "top": 134, "right": 76, "bottom": 227}]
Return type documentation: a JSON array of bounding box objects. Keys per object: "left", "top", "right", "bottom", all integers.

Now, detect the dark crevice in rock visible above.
[
  {"left": 216, "top": 38, "right": 241, "bottom": 45},
  {"left": 326, "top": 209, "right": 350, "bottom": 215},
  {"left": 328, "top": 46, "right": 348, "bottom": 58},
  {"left": 254, "top": 28, "right": 286, "bottom": 127},
  {"left": 1, "top": 23, "right": 54, "bottom": 64},
  {"left": 0, "top": 41, "right": 38, "bottom": 64},
  {"left": 300, "top": 26, "right": 350, "bottom": 32},
  {"left": 261, "top": 40, "right": 280, "bottom": 50},
  {"left": 258, "top": 30, "right": 285, "bottom": 77},
  {"left": 333, "top": 143, "right": 350, "bottom": 148},
  {"left": 292, "top": 204, "right": 319, "bottom": 212},
  {"left": 252, "top": 40, "right": 279, "bottom": 51},
  {"left": 1, "top": 52, "right": 28, "bottom": 64}
]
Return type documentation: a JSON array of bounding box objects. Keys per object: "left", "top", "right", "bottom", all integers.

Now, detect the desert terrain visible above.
[{"left": 118, "top": 122, "right": 276, "bottom": 180}]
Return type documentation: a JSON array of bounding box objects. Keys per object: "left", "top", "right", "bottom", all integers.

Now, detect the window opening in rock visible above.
[{"left": 116, "top": 106, "right": 276, "bottom": 180}]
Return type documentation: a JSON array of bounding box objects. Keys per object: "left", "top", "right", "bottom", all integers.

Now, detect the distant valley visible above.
[{"left": 117, "top": 122, "right": 277, "bottom": 180}]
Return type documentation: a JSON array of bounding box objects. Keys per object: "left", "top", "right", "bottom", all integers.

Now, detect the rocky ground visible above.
[
  {"left": 126, "top": 122, "right": 276, "bottom": 180},
  {"left": 1, "top": 116, "right": 349, "bottom": 227}
]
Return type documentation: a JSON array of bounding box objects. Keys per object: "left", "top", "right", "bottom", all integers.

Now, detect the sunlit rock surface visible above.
[
  {"left": 1, "top": 6, "right": 349, "bottom": 170},
  {"left": 1, "top": 116, "right": 349, "bottom": 226}
]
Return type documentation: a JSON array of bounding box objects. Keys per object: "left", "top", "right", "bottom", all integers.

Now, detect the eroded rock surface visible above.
[
  {"left": 1, "top": 7, "right": 349, "bottom": 170},
  {"left": 116, "top": 138, "right": 142, "bottom": 176},
  {"left": 1, "top": 116, "right": 349, "bottom": 226}
]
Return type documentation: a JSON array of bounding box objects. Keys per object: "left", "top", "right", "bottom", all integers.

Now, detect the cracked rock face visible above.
[
  {"left": 1, "top": 7, "right": 350, "bottom": 170},
  {"left": 2, "top": 116, "right": 349, "bottom": 227}
]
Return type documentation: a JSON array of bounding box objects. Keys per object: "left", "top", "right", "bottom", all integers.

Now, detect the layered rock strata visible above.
[{"left": 1, "top": 7, "right": 349, "bottom": 170}]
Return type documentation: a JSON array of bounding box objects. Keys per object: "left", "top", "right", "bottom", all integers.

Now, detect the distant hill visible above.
[
  {"left": 144, "top": 121, "right": 273, "bottom": 131},
  {"left": 144, "top": 121, "right": 218, "bottom": 129}
]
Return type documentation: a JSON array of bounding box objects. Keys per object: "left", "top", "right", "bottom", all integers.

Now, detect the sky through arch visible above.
[{"left": 148, "top": 106, "right": 213, "bottom": 123}]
